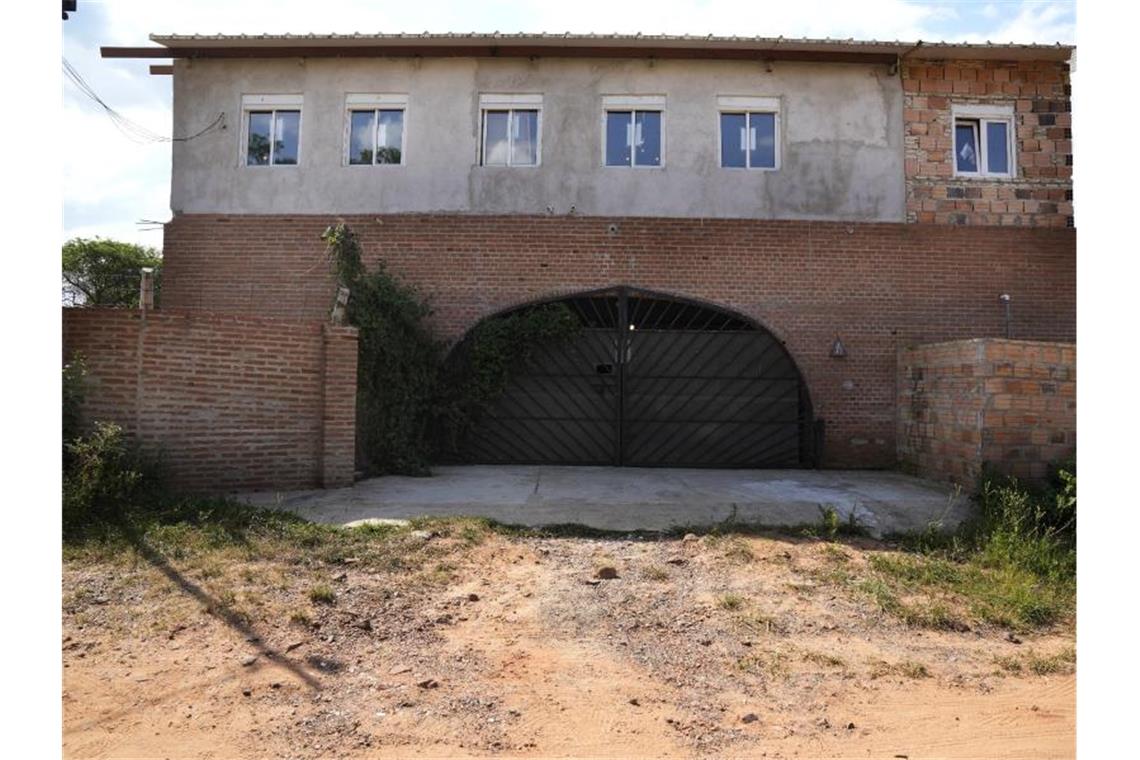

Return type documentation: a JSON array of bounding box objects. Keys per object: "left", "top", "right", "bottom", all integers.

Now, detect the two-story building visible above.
[{"left": 103, "top": 33, "right": 1076, "bottom": 473}]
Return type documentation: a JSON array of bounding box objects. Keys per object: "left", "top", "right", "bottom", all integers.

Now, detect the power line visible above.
[{"left": 62, "top": 58, "right": 224, "bottom": 144}]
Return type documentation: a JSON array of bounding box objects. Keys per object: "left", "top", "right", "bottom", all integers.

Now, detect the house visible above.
[{"left": 91, "top": 33, "right": 1075, "bottom": 485}]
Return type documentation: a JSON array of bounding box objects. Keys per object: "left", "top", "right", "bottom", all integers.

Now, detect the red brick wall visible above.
[
  {"left": 62, "top": 308, "right": 358, "bottom": 493},
  {"left": 162, "top": 213, "right": 1075, "bottom": 469},
  {"left": 903, "top": 58, "right": 1072, "bottom": 227},
  {"left": 898, "top": 338, "right": 1075, "bottom": 486}
]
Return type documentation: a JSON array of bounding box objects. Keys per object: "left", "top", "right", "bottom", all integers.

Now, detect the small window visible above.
[
  {"left": 717, "top": 96, "right": 780, "bottom": 170},
  {"left": 479, "top": 95, "right": 542, "bottom": 167},
  {"left": 345, "top": 94, "right": 407, "bottom": 166},
  {"left": 952, "top": 105, "right": 1015, "bottom": 178},
  {"left": 602, "top": 96, "right": 664, "bottom": 167},
  {"left": 242, "top": 95, "right": 302, "bottom": 167}
]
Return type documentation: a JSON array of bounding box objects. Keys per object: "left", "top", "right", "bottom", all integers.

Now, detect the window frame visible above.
[
  {"left": 343, "top": 93, "right": 408, "bottom": 167},
  {"left": 240, "top": 94, "right": 303, "bottom": 168},
  {"left": 716, "top": 96, "right": 781, "bottom": 171},
  {"left": 478, "top": 94, "right": 543, "bottom": 168},
  {"left": 600, "top": 95, "right": 666, "bottom": 169},
  {"left": 951, "top": 104, "right": 1017, "bottom": 179}
]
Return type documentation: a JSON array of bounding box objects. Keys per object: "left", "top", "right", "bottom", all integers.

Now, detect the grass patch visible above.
[
  {"left": 869, "top": 659, "right": 930, "bottom": 679},
  {"left": 737, "top": 650, "right": 790, "bottom": 679},
  {"left": 996, "top": 648, "right": 1075, "bottom": 676},
  {"left": 642, "top": 565, "right": 670, "bottom": 581},
  {"left": 801, "top": 649, "right": 847, "bottom": 669},
  {"left": 309, "top": 584, "right": 336, "bottom": 605},
  {"left": 717, "top": 592, "right": 746, "bottom": 611},
  {"left": 818, "top": 464, "right": 1076, "bottom": 633}
]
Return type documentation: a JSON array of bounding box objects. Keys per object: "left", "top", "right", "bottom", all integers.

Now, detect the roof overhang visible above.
[{"left": 101, "top": 33, "right": 1074, "bottom": 66}]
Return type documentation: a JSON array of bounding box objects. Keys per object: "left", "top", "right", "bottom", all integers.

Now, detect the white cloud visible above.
[{"left": 959, "top": 1, "right": 1074, "bottom": 44}]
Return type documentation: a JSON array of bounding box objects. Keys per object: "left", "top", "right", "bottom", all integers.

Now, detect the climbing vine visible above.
[{"left": 322, "top": 224, "right": 580, "bottom": 475}]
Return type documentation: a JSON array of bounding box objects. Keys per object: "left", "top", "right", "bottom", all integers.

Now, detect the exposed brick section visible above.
[
  {"left": 903, "top": 59, "right": 1072, "bottom": 227},
  {"left": 62, "top": 308, "right": 359, "bottom": 493},
  {"left": 322, "top": 324, "right": 360, "bottom": 488},
  {"left": 163, "top": 213, "right": 1075, "bottom": 469},
  {"left": 898, "top": 339, "right": 1075, "bottom": 486}
]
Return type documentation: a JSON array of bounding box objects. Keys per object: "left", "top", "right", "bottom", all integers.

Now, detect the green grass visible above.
[
  {"left": 995, "top": 647, "right": 1076, "bottom": 676},
  {"left": 811, "top": 465, "right": 1076, "bottom": 634},
  {"left": 309, "top": 584, "right": 336, "bottom": 605}
]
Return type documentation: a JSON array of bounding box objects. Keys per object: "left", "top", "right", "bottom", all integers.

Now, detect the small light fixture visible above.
[{"left": 830, "top": 336, "right": 847, "bottom": 359}]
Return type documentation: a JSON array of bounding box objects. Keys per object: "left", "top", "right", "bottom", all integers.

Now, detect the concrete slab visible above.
[{"left": 240, "top": 466, "right": 972, "bottom": 537}]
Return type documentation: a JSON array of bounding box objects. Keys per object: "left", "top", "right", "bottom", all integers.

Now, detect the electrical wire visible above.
[{"left": 63, "top": 58, "right": 224, "bottom": 143}]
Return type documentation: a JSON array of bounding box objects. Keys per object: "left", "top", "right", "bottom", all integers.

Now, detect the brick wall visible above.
[
  {"left": 162, "top": 213, "right": 1075, "bottom": 468},
  {"left": 62, "top": 308, "right": 358, "bottom": 493},
  {"left": 903, "top": 58, "right": 1072, "bottom": 227},
  {"left": 898, "top": 338, "right": 1075, "bottom": 486}
]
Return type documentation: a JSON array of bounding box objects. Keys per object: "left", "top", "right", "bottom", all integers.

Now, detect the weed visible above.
[
  {"left": 820, "top": 543, "right": 850, "bottom": 563},
  {"left": 801, "top": 650, "right": 847, "bottom": 669},
  {"left": 870, "top": 659, "right": 930, "bottom": 679},
  {"left": 717, "top": 593, "right": 745, "bottom": 611},
  {"left": 721, "top": 536, "right": 755, "bottom": 564},
  {"left": 309, "top": 584, "right": 336, "bottom": 605},
  {"left": 737, "top": 650, "right": 790, "bottom": 679},
  {"left": 998, "top": 648, "right": 1075, "bottom": 676},
  {"left": 643, "top": 566, "right": 670, "bottom": 582},
  {"left": 289, "top": 609, "right": 312, "bottom": 626}
]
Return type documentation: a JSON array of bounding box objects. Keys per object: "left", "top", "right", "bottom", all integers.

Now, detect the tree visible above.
[{"left": 62, "top": 238, "right": 162, "bottom": 307}]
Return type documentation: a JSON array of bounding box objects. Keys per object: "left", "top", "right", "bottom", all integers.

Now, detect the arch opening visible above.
[{"left": 443, "top": 286, "right": 816, "bottom": 468}]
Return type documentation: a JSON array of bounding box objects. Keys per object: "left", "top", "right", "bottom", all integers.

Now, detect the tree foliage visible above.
[{"left": 62, "top": 237, "right": 162, "bottom": 307}]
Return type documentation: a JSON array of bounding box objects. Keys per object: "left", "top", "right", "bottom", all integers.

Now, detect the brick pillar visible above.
[{"left": 321, "top": 324, "right": 359, "bottom": 488}]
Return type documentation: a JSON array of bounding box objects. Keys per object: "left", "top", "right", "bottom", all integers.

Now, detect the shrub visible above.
[{"left": 63, "top": 422, "right": 147, "bottom": 527}]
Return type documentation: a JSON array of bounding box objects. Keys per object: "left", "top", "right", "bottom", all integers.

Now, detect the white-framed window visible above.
[
  {"left": 602, "top": 95, "right": 665, "bottom": 168},
  {"left": 717, "top": 96, "right": 780, "bottom": 170},
  {"left": 952, "top": 104, "right": 1016, "bottom": 178},
  {"left": 241, "top": 94, "right": 302, "bottom": 167},
  {"left": 479, "top": 94, "right": 542, "bottom": 167},
  {"left": 345, "top": 94, "right": 407, "bottom": 166}
]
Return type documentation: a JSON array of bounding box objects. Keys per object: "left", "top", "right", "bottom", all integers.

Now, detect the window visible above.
[
  {"left": 603, "top": 96, "right": 664, "bottom": 167},
  {"left": 952, "top": 104, "right": 1015, "bottom": 178},
  {"left": 242, "top": 95, "right": 302, "bottom": 166},
  {"left": 480, "top": 94, "right": 542, "bottom": 166},
  {"left": 718, "top": 96, "right": 779, "bottom": 170},
  {"left": 345, "top": 94, "right": 407, "bottom": 165}
]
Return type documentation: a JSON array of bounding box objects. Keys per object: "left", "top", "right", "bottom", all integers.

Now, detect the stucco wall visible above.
[{"left": 171, "top": 57, "right": 904, "bottom": 221}]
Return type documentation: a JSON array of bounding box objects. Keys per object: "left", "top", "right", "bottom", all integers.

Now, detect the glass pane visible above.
[
  {"left": 955, "top": 122, "right": 979, "bottom": 173},
  {"left": 634, "top": 111, "right": 661, "bottom": 166},
  {"left": 376, "top": 110, "right": 404, "bottom": 164},
  {"left": 986, "top": 121, "right": 1009, "bottom": 174},
  {"left": 720, "top": 113, "right": 746, "bottom": 168},
  {"left": 246, "top": 111, "right": 272, "bottom": 165},
  {"left": 273, "top": 110, "right": 300, "bottom": 165},
  {"left": 749, "top": 112, "right": 776, "bottom": 168},
  {"left": 483, "top": 110, "right": 509, "bottom": 165},
  {"left": 511, "top": 110, "right": 538, "bottom": 166},
  {"left": 348, "top": 110, "right": 375, "bottom": 165},
  {"left": 606, "top": 111, "right": 632, "bottom": 166}
]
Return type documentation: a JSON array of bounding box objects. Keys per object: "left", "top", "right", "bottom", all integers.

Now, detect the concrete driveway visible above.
[{"left": 240, "top": 466, "right": 971, "bottom": 537}]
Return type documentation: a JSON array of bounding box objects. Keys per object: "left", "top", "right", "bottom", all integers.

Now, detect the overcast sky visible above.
[{"left": 61, "top": 0, "right": 1076, "bottom": 249}]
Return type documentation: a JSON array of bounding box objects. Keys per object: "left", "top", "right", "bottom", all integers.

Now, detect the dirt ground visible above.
[{"left": 62, "top": 529, "right": 1074, "bottom": 759}]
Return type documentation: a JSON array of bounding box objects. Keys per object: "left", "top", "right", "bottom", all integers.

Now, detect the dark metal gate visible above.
[{"left": 452, "top": 287, "right": 812, "bottom": 468}]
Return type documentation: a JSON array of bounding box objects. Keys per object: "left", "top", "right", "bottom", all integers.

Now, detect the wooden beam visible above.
[{"left": 149, "top": 65, "right": 174, "bottom": 75}]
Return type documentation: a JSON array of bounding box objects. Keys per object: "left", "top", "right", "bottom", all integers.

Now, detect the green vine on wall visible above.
[{"left": 322, "top": 224, "right": 580, "bottom": 475}]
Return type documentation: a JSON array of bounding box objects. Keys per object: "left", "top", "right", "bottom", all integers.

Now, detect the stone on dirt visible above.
[
  {"left": 594, "top": 566, "right": 619, "bottom": 580},
  {"left": 741, "top": 713, "right": 759, "bottom": 724}
]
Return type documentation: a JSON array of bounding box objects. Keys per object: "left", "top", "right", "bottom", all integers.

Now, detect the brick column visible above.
[{"left": 321, "top": 324, "right": 359, "bottom": 488}]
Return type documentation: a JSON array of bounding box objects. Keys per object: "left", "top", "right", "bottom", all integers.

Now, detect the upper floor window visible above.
[
  {"left": 345, "top": 94, "right": 407, "bottom": 165},
  {"left": 952, "top": 104, "right": 1015, "bottom": 178},
  {"left": 480, "top": 94, "right": 542, "bottom": 167},
  {"left": 718, "top": 96, "right": 779, "bottom": 170},
  {"left": 242, "top": 94, "right": 302, "bottom": 166},
  {"left": 603, "top": 96, "right": 664, "bottom": 167}
]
